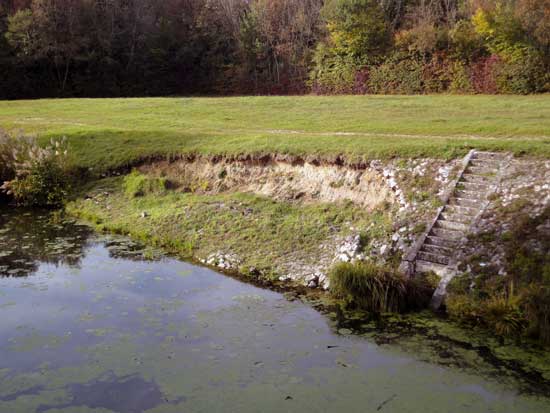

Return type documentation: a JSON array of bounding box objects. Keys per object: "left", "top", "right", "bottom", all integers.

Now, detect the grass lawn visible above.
[{"left": 1, "top": 95, "right": 549, "bottom": 172}]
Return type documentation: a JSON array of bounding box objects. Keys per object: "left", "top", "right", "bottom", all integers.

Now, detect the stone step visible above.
[
  {"left": 443, "top": 204, "right": 478, "bottom": 217},
  {"left": 472, "top": 151, "right": 507, "bottom": 161},
  {"left": 470, "top": 159, "right": 501, "bottom": 169},
  {"left": 458, "top": 181, "right": 490, "bottom": 191},
  {"left": 435, "top": 219, "right": 468, "bottom": 232},
  {"left": 461, "top": 173, "right": 491, "bottom": 184},
  {"left": 466, "top": 165, "right": 498, "bottom": 176},
  {"left": 454, "top": 189, "right": 485, "bottom": 200},
  {"left": 430, "top": 227, "right": 463, "bottom": 240},
  {"left": 421, "top": 243, "right": 453, "bottom": 256},
  {"left": 415, "top": 260, "right": 448, "bottom": 274},
  {"left": 449, "top": 197, "right": 483, "bottom": 209},
  {"left": 417, "top": 251, "right": 450, "bottom": 265},
  {"left": 440, "top": 211, "right": 473, "bottom": 224},
  {"left": 425, "top": 235, "right": 457, "bottom": 248}
]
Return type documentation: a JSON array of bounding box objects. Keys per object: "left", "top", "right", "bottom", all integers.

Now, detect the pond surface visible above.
[{"left": 0, "top": 207, "right": 549, "bottom": 413}]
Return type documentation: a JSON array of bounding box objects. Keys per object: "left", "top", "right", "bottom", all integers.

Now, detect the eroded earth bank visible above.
[{"left": 69, "top": 154, "right": 549, "bottom": 292}]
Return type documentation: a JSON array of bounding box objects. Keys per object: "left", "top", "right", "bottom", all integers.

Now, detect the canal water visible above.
[{"left": 0, "top": 207, "right": 549, "bottom": 413}]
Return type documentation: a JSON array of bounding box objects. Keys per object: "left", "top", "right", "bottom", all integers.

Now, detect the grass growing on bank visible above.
[
  {"left": 67, "top": 175, "right": 392, "bottom": 277},
  {"left": 1, "top": 95, "right": 549, "bottom": 174},
  {"left": 330, "top": 262, "right": 407, "bottom": 313},
  {"left": 329, "top": 261, "right": 435, "bottom": 313},
  {"left": 123, "top": 170, "right": 168, "bottom": 198}
]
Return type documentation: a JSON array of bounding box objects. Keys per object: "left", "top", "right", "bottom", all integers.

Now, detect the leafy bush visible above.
[
  {"left": 329, "top": 261, "right": 406, "bottom": 313},
  {"left": 321, "top": 0, "right": 391, "bottom": 60},
  {"left": 309, "top": 44, "right": 359, "bottom": 94},
  {"left": 449, "top": 61, "right": 474, "bottom": 93},
  {"left": 496, "top": 49, "right": 549, "bottom": 94},
  {"left": 470, "top": 55, "right": 501, "bottom": 94},
  {"left": 123, "top": 170, "right": 167, "bottom": 198},
  {"left": 422, "top": 53, "right": 452, "bottom": 93},
  {"left": 367, "top": 54, "right": 424, "bottom": 94},
  {"left": 0, "top": 130, "right": 69, "bottom": 207},
  {"left": 449, "top": 20, "right": 486, "bottom": 62}
]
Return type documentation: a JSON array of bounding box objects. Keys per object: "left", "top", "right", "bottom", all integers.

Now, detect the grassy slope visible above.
[
  {"left": 1, "top": 95, "right": 549, "bottom": 173},
  {"left": 67, "top": 177, "right": 391, "bottom": 277}
]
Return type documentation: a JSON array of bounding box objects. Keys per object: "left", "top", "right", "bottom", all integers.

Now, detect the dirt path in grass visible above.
[{"left": 261, "top": 129, "right": 550, "bottom": 140}]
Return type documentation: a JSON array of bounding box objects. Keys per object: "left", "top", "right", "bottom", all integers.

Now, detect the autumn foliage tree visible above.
[{"left": 0, "top": 0, "right": 548, "bottom": 98}]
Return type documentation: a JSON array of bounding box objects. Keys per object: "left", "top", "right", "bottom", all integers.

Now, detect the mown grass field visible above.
[{"left": 0, "top": 95, "right": 549, "bottom": 173}]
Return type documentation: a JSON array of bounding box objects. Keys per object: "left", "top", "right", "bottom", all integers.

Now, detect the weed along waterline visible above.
[{"left": 0, "top": 95, "right": 550, "bottom": 412}]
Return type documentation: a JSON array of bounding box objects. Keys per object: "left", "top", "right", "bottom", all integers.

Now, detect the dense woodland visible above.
[{"left": 0, "top": 0, "right": 548, "bottom": 98}]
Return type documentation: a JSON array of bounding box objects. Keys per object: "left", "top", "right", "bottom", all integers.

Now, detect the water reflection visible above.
[
  {"left": 0, "top": 207, "right": 93, "bottom": 277},
  {"left": 0, "top": 206, "right": 162, "bottom": 278}
]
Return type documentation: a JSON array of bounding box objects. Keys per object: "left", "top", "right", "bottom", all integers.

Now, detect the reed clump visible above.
[{"left": 0, "top": 128, "right": 69, "bottom": 207}]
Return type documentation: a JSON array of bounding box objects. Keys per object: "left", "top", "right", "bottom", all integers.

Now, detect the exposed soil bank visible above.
[
  {"left": 70, "top": 154, "right": 549, "bottom": 288},
  {"left": 140, "top": 158, "right": 395, "bottom": 210},
  {"left": 70, "top": 155, "right": 460, "bottom": 285}
]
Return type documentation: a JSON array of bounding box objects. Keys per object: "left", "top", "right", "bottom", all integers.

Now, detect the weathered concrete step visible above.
[
  {"left": 472, "top": 151, "right": 507, "bottom": 161},
  {"left": 466, "top": 165, "right": 498, "bottom": 175},
  {"left": 435, "top": 219, "right": 468, "bottom": 232},
  {"left": 470, "top": 159, "right": 501, "bottom": 169},
  {"left": 430, "top": 227, "right": 463, "bottom": 240},
  {"left": 443, "top": 204, "right": 478, "bottom": 216},
  {"left": 458, "top": 181, "right": 490, "bottom": 191},
  {"left": 440, "top": 211, "right": 473, "bottom": 224},
  {"left": 425, "top": 235, "right": 457, "bottom": 248},
  {"left": 421, "top": 243, "right": 453, "bottom": 256},
  {"left": 417, "top": 251, "right": 450, "bottom": 265},
  {"left": 461, "top": 173, "right": 491, "bottom": 184},
  {"left": 454, "top": 189, "right": 485, "bottom": 200},
  {"left": 416, "top": 260, "right": 448, "bottom": 275},
  {"left": 449, "top": 197, "right": 483, "bottom": 209}
]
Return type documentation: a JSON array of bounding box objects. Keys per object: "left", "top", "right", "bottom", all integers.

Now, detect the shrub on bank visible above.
[
  {"left": 445, "top": 289, "right": 549, "bottom": 343},
  {"left": 0, "top": 129, "right": 69, "bottom": 207},
  {"left": 309, "top": 45, "right": 359, "bottom": 94},
  {"left": 367, "top": 55, "right": 424, "bottom": 95},
  {"left": 446, "top": 207, "right": 550, "bottom": 345}
]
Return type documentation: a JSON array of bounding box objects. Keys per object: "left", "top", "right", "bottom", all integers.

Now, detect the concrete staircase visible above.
[{"left": 400, "top": 150, "right": 510, "bottom": 307}]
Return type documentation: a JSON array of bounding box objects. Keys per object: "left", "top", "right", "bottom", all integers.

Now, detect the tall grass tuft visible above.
[
  {"left": 329, "top": 262, "right": 407, "bottom": 313},
  {"left": 0, "top": 129, "right": 35, "bottom": 182}
]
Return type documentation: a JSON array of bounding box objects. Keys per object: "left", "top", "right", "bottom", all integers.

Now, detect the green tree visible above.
[{"left": 322, "top": 0, "right": 392, "bottom": 62}]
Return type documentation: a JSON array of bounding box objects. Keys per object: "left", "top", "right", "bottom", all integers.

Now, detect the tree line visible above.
[{"left": 0, "top": 0, "right": 548, "bottom": 98}]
